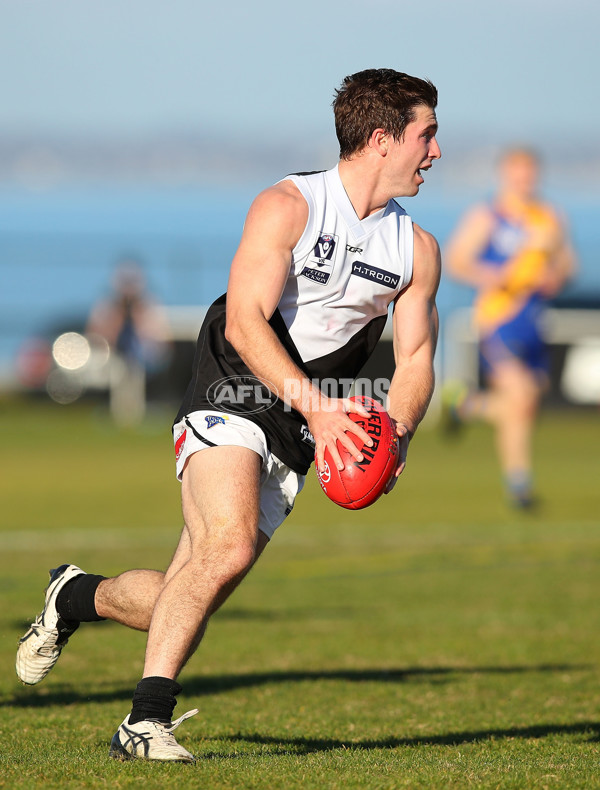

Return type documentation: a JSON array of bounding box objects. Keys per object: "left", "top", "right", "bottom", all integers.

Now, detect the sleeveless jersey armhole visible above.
[
  {"left": 400, "top": 215, "right": 415, "bottom": 291},
  {"left": 278, "top": 175, "right": 316, "bottom": 261}
]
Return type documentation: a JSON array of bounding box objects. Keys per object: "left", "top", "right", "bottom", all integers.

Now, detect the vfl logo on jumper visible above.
[
  {"left": 351, "top": 261, "right": 400, "bottom": 289},
  {"left": 207, "top": 375, "right": 279, "bottom": 415},
  {"left": 205, "top": 415, "right": 226, "bottom": 429},
  {"left": 301, "top": 232, "right": 338, "bottom": 285}
]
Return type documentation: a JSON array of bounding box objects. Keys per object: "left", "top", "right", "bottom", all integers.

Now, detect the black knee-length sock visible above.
[{"left": 55, "top": 574, "right": 107, "bottom": 623}]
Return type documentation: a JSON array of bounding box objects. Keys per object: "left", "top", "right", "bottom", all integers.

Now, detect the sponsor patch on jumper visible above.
[
  {"left": 175, "top": 429, "right": 187, "bottom": 461},
  {"left": 351, "top": 261, "right": 400, "bottom": 289},
  {"left": 205, "top": 414, "right": 227, "bottom": 429},
  {"left": 301, "top": 231, "right": 338, "bottom": 285},
  {"left": 300, "top": 266, "right": 330, "bottom": 284}
]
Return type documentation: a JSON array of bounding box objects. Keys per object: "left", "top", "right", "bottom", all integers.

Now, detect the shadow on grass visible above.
[
  {"left": 8, "top": 662, "right": 590, "bottom": 708},
  {"left": 183, "top": 663, "right": 591, "bottom": 696},
  {"left": 213, "top": 606, "right": 358, "bottom": 621},
  {"left": 11, "top": 606, "right": 361, "bottom": 631},
  {"left": 205, "top": 720, "right": 600, "bottom": 757},
  {"left": 29, "top": 593, "right": 576, "bottom": 629}
]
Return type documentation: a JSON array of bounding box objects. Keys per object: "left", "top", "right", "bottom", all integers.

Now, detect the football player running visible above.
[{"left": 17, "top": 68, "right": 441, "bottom": 762}]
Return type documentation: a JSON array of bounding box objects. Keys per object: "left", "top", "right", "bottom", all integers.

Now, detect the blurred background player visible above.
[
  {"left": 87, "top": 258, "right": 171, "bottom": 425},
  {"left": 444, "top": 147, "right": 576, "bottom": 507}
]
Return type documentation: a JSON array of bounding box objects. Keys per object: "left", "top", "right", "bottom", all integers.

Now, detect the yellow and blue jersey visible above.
[{"left": 475, "top": 203, "right": 559, "bottom": 375}]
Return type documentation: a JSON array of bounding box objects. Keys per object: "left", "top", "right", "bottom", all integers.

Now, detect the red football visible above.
[{"left": 315, "top": 395, "right": 399, "bottom": 510}]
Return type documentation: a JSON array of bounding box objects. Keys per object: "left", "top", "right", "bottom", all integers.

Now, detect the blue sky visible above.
[
  {"left": 0, "top": 0, "right": 598, "bottom": 372},
  {"left": 1, "top": 0, "right": 598, "bottom": 153}
]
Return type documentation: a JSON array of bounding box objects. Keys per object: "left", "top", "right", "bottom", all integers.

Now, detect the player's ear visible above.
[{"left": 369, "top": 129, "right": 389, "bottom": 156}]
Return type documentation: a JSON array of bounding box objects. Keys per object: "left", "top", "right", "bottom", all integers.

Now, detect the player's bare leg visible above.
[
  {"left": 489, "top": 358, "right": 541, "bottom": 505},
  {"left": 18, "top": 450, "right": 269, "bottom": 691},
  {"left": 93, "top": 569, "right": 163, "bottom": 631},
  {"left": 95, "top": 523, "right": 269, "bottom": 631},
  {"left": 109, "top": 445, "right": 267, "bottom": 762},
  {"left": 142, "top": 444, "right": 263, "bottom": 679}
]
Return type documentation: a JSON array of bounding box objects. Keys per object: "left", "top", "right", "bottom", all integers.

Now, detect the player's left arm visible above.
[
  {"left": 387, "top": 223, "right": 441, "bottom": 481},
  {"left": 539, "top": 209, "right": 577, "bottom": 297}
]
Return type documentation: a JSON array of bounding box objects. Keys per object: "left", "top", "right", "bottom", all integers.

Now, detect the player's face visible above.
[
  {"left": 387, "top": 105, "right": 440, "bottom": 196},
  {"left": 500, "top": 152, "right": 540, "bottom": 200}
]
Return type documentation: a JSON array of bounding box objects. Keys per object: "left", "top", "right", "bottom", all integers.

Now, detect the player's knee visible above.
[
  {"left": 220, "top": 537, "right": 256, "bottom": 580},
  {"left": 193, "top": 531, "right": 257, "bottom": 588},
  {"left": 513, "top": 392, "right": 538, "bottom": 420}
]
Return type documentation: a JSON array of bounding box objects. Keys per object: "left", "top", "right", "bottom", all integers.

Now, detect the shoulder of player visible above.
[
  {"left": 408, "top": 222, "right": 441, "bottom": 293},
  {"left": 247, "top": 181, "right": 308, "bottom": 225},
  {"left": 242, "top": 181, "right": 309, "bottom": 250},
  {"left": 459, "top": 203, "right": 496, "bottom": 231},
  {"left": 534, "top": 200, "right": 565, "bottom": 226},
  {"left": 445, "top": 205, "right": 495, "bottom": 255},
  {"left": 412, "top": 222, "right": 441, "bottom": 263}
]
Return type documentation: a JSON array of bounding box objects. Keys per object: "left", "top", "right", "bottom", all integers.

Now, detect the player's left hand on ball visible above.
[{"left": 384, "top": 422, "right": 411, "bottom": 493}]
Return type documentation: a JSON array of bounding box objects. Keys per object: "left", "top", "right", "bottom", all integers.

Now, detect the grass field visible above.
[{"left": 1, "top": 397, "right": 599, "bottom": 789}]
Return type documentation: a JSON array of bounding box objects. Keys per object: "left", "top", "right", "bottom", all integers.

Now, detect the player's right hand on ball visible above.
[{"left": 309, "top": 397, "right": 373, "bottom": 472}]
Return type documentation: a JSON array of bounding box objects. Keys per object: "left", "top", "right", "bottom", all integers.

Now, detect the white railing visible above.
[{"left": 442, "top": 307, "right": 600, "bottom": 405}]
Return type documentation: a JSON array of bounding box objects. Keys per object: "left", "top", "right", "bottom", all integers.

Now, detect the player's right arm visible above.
[
  {"left": 224, "top": 182, "right": 372, "bottom": 470},
  {"left": 445, "top": 205, "right": 505, "bottom": 291}
]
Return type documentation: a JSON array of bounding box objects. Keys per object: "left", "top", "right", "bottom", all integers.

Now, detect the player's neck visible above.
[
  {"left": 338, "top": 159, "right": 390, "bottom": 220},
  {"left": 497, "top": 191, "right": 537, "bottom": 216}
]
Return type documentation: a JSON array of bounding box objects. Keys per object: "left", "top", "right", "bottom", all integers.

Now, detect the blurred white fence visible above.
[
  {"left": 6, "top": 305, "right": 599, "bottom": 420},
  {"left": 442, "top": 307, "right": 600, "bottom": 405}
]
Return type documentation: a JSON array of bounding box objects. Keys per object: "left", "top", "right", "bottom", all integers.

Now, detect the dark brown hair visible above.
[{"left": 333, "top": 68, "right": 438, "bottom": 160}]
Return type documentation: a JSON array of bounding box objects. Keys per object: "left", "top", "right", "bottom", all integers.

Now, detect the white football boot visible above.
[
  {"left": 16, "top": 564, "right": 85, "bottom": 685},
  {"left": 109, "top": 709, "right": 199, "bottom": 762}
]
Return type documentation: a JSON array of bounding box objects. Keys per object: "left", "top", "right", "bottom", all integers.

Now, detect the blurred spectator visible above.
[
  {"left": 87, "top": 258, "right": 171, "bottom": 425},
  {"left": 443, "top": 147, "right": 576, "bottom": 507}
]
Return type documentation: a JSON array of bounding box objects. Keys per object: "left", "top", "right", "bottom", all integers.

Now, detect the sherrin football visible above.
[{"left": 315, "top": 395, "right": 399, "bottom": 510}]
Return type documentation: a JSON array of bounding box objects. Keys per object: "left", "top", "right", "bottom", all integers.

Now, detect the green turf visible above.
[{"left": 1, "top": 397, "right": 599, "bottom": 789}]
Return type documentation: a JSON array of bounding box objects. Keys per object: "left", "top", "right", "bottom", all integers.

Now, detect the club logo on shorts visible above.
[
  {"left": 301, "top": 231, "right": 338, "bottom": 285},
  {"left": 207, "top": 375, "right": 279, "bottom": 414},
  {"left": 175, "top": 428, "right": 187, "bottom": 461},
  {"left": 205, "top": 415, "right": 226, "bottom": 429}
]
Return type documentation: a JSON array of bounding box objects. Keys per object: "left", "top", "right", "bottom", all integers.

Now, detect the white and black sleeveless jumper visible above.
[{"left": 174, "top": 165, "right": 414, "bottom": 474}]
